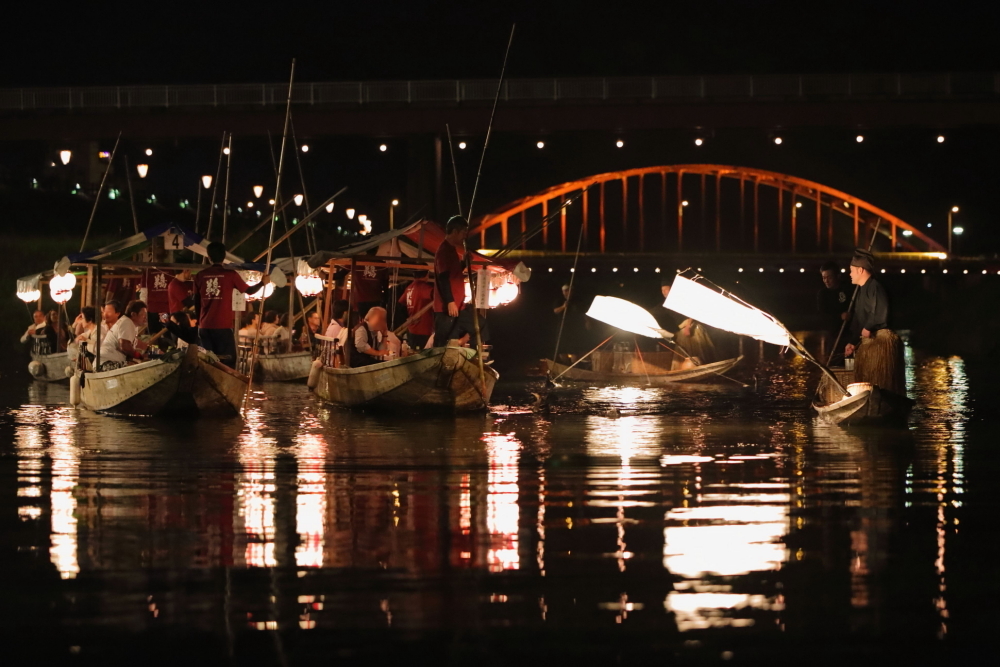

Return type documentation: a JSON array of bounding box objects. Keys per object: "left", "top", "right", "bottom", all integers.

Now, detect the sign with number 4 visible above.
[{"left": 163, "top": 233, "right": 186, "bottom": 251}]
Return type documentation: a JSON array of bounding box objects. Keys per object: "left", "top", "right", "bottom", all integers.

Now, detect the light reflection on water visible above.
[{"left": 0, "top": 349, "right": 986, "bottom": 660}]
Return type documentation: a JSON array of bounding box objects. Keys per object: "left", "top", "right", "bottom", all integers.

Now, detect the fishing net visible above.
[{"left": 855, "top": 329, "right": 906, "bottom": 396}]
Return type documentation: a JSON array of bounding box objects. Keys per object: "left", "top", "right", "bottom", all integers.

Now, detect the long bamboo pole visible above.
[
  {"left": 205, "top": 131, "right": 227, "bottom": 241},
  {"left": 243, "top": 60, "right": 296, "bottom": 412},
  {"left": 81, "top": 132, "right": 122, "bottom": 252},
  {"left": 221, "top": 133, "right": 233, "bottom": 243},
  {"left": 123, "top": 155, "right": 140, "bottom": 234}
]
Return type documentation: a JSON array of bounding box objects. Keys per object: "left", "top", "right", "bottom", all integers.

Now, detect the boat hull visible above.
[
  {"left": 78, "top": 345, "right": 247, "bottom": 417},
  {"left": 542, "top": 356, "right": 742, "bottom": 385},
  {"left": 812, "top": 367, "right": 913, "bottom": 427},
  {"left": 29, "top": 352, "right": 71, "bottom": 383},
  {"left": 315, "top": 346, "right": 497, "bottom": 412},
  {"left": 255, "top": 351, "right": 312, "bottom": 382}
]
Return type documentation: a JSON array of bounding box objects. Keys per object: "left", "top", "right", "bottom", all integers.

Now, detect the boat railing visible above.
[
  {"left": 31, "top": 335, "right": 53, "bottom": 357},
  {"left": 315, "top": 334, "right": 341, "bottom": 368}
]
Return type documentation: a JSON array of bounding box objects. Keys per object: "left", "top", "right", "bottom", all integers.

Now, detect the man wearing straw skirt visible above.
[{"left": 844, "top": 248, "right": 906, "bottom": 396}]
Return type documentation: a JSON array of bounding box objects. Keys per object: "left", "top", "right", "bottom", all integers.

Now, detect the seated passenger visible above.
[
  {"left": 239, "top": 312, "right": 261, "bottom": 338},
  {"left": 324, "top": 300, "right": 350, "bottom": 339},
  {"left": 99, "top": 300, "right": 149, "bottom": 371},
  {"left": 21, "top": 310, "right": 57, "bottom": 354},
  {"left": 350, "top": 307, "right": 391, "bottom": 367}
]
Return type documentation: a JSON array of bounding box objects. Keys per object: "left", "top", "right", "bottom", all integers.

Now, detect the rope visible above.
[{"left": 550, "top": 217, "right": 587, "bottom": 366}]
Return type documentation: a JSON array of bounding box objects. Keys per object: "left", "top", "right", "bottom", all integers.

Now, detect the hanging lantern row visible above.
[{"left": 17, "top": 288, "right": 41, "bottom": 303}]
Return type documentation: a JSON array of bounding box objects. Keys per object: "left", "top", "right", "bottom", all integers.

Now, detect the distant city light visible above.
[
  {"left": 902, "top": 229, "right": 913, "bottom": 236},
  {"left": 937, "top": 135, "right": 946, "bottom": 143},
  {"left": 953, "top": 226, "right": 964, "bottom": 235},
  {"left": 301, "top": 144, "right": 309, "bottom": 153},
  {"left": 901, "top": 268, "right": 906, "bottom": 273},
  {"left": 633, "top": 267, "right": 639, "bottom": 272},
  {"left": 136, "top": 164, "right": 149, "bottom": 178},
  {"left": 655, "top": 268, "right": 661, "bottom": 273},
  {"left": 59, "top": 150, "right": 72, "bottom": 165},
  {"left": 201, "top": 175, "right": 213, "bottom": 189},
  {"left": 799, "top": 268, "right": 805, "bottom": 273},
  {"left": 145, "top": 148, "right": 153, "bottom": 156},
  {"left": 253, "top": 185, "right": 264, "bottom": 198},
  {"left": 458, "top": 141, "right": 467, "bottom": 150},
  {"left": 536, "top": 141, "right": 545, "bottom": 149},
  {"left": 591, "top": 267, "right": 597, "bottom": 272},
  {"left": 738, "top": 268, "right": 744, "bottom": 272},
  {"left": 758, "top": 267, "right": 764, "bottom": 272},
  {"left": 616, "top": 139, "right": 624, "bottom": 148},
  {"left": 379, "top": 144, "right": 387, "bottom": 152},
  {"left": 694, "top": 138, "right": 703, "bottom": 146},
  {"left": 612, "top": 267, "right": 618, "bottom": 272},
  {"left": 293, "top": 194, "right": 304, "bottom": 206},
  {"left": 246, "top": 201, "right": 254, "bottom": 208},
  {"left": 346, "top": 208, "right": 356, "bottom": 220},
  {"left": 856, "top": 135, "right": 864, "bottom": 143},
  {"left": 843, "top": 202, "right": 850, "bottom": 208},
  {"left": 773, "top": 137, "right": 783, "bottom": 145},
  {"left": 98, "top": 151, "right": 111, "bottom": 159}
]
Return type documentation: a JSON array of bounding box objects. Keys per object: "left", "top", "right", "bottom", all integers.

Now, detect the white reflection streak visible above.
[
  {"left": 294, "top": 432, "right": 327, "bottom": 568},
  {"left": 934, "top": 357, "right": 966, "bottom": 636},
  {"left": 15, "top": 407, "right": 46, "bottom": 523},
  {"left": 485, "top": 432, "right": 521, "bottom": 572},
  {"left": 238, "top": 408, "right": 277, "bottom": 568},
  {"left": 49, "top": 411, "right": 80, "bottom": 579}
]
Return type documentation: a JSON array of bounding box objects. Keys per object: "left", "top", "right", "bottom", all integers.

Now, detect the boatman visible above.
[
  {"left": 817, "top": 261, "right": 850, "bottom": 344},
  {"left": 168, "top": 268, "right": 195, "bottom": 319},
  {"left": 433, "top": 216, "right": 472, "bottom": 346},
  {"left": 844, "top": 248, "right": 905, "bottom": 396},
  {"left": 194, "top": 242, "right": 269, "bottom": 368},
  {"left": 398, "top": 271, "right": 434, "bottom": 350}
]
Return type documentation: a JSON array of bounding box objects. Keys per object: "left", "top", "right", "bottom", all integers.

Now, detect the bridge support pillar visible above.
[{"left": 405, "top": 134, "right": 443, "bottom": 224}]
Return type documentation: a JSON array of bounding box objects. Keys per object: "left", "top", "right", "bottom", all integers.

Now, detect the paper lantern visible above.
[{"left": 295, "top": 274, "right": 323, "bottom": 297}]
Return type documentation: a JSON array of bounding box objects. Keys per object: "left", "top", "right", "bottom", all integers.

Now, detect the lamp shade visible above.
[
  {"left": 136, "top": 164, "right": 149, "bottom": 178},
  {"left": 253, "top": 185, "right": 264, "bottom": 198},
  {"left": 586, "top": 296, "right": 672, "bottom": 339},
  {"left": 201, "top": 175, "right": 213, "bottom": 189}
]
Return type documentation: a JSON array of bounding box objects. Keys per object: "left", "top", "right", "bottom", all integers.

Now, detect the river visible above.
[{"left": 0, "top": 347, "right": 994, "bottom": 665}]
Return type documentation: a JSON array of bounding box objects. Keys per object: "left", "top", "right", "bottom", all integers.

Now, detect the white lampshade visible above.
[
  {"left": 294, "top": 194, "right": 304, "bottom": 206},
  {"left": 201, "top": 175, "right": 213, "bottom": 189},
  {"left": 59, "top": 150, "right": 72, "bottom": 165},
  {"left": 253, "top": 185, "right": 264, "bottom": 198},
  {"left": 136, "top": 164, "right": 149, "bottom": 178},
  {"left": 586, "top": 296, "right": 671, "bottom": 339},
  {"left": 325, "top": 202, "right": 335, "bottom": 213},
  {"left": 346, "top": 208, "right": 356, "bottom": 220}
]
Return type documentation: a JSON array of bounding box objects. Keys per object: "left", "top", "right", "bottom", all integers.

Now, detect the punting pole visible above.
[
  {"left": 446, "top": 124, "right": 463, "bottom": 217},
  {"left": 825, "top": 219, "right": 882, "bottom": 366},
  {"left": 221, "top": 133, "right": 233, "bottom": 243},
  {"left": 463, "top": 24, "right": 516, "bottom": 405},
  {"left": 94, "top": 263, "right": 102, "bottom": 371},
  {"left": 80, "top": 132, "right": 122, "bottom": 252},
  {"left": 551, "top": 335, "right": 615, "bottom": 383},
  {"left": 290, "top": 114, "right": 317, "bottom": 256},
  {"left": 243, "top": 59, "right": 296, "bottom": 413},
  {"left": 123, "top": 155, "right": 140, "bottom": 234},
  {"left": 205, "top": 131, "right": 228, "bottom": 241}
]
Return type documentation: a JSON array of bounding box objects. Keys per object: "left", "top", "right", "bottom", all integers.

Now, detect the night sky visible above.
[{"left": 4, "top": 1, "right": 1000, "bottom": 86}]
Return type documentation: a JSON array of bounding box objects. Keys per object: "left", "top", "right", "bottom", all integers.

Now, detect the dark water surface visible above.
[{"left": 1, "top": 350, "right": 997, "bottom": 665}]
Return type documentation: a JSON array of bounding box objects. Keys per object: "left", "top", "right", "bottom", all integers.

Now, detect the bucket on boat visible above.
[
  {"left": 844, "top": 357, "right": 855, "bottom": 371},
  {"left": 847, "top": 382, "right": 873, "bottom": 396}
]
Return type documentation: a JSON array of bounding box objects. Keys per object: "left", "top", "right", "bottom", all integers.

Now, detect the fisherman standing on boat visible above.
[
  {"left": 845, "top": 248, "right": 905, "bottom": 396},
  {"left": 167, "top": 269, "right": 195, "bottom": 320},
  {"left": 194, "top": 242, "right": 269, "bottom": 368},
  {"left": 139, "top": 266, "right": 173, "bottom": 335},
  {"left": 433, "top": 216, "right": 480, "bottom": 346}
]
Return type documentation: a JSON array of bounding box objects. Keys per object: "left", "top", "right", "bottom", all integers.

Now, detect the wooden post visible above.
[
  {"left": 660, "top": 171, "right": 667, "bottom": 246},
  {"left": 853, "top": 206, "right": 859, "bottom": 246},
  {"left": 520, "top": 210, "right": 526, "bottom": 250},
  {"left": 700, "top": 173, "right": 706, "bottom": 247},
  {"left": 828, "top": 204, "right": 834, "bottom": 251},
  {"left": 815, "top": 192, "right": 822, "bottom": 248},
  {"left": 638, "top": 174, "right": 645, "bottom": 252},
  {"left": 501, "top": 217, "right": 508, "bottom": 247},
  {"left": 777, "top": 186, "right": 784, "bottom": 249},
  {"left": 599, "top": 181, "right": 606, "bottom": 253},
  {"left": 560, "top": 194, "right": 567, "bottom": 252},
  {"left": 621, "top": 176, "right": 628, "bottom": 248},
  {"left": 714, "top": 172, "right": 721, "bottom": 252},
  {"left": 739, "top": 174, "right": 746, "bottom": 243}
]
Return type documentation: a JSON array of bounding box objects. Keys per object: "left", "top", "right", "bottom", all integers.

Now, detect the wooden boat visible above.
[
  {"left": 812, "top": 367, "right": 913, "bottom": 427},
  {"left": 255, "top": 351, "right": 312, "bottom": 382},
  {"left": 29, "top": 350, "right": 71, "bottom": 382},
  {"left": 543, "top": 352, "right": 741, "bottom": 385},
  {"left": 76, "top": 344, "right": 247, "bottom": 417},
  {"left": 314, "top": 346, "right": 497, "bottom": 412}
]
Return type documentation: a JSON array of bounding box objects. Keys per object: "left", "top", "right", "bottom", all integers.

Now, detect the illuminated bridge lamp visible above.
[
  {"left": 201, "top": 175, "right": 213, "bottom": 189},
  {"left": 773, "top": 136, "right": 783, "bottom": 145},
  {"left": 145, "top": 148, "right": 153, "bottom": 156},
  {"left": 346, "top": 208, "right": 356, "bottom": 220},
  {"left": 458, "top": 141, "right": 467, "bottom": 149},
  {"left": 59, "top": 150, "right": 72, "bottom": 165},
  {"left": 795, "top": 202, "right": 802, "bottom": 208},
  {"left": 379, "top": 144, "right": 387, "bottom": 152},
  {"left": 902, "top": 230, "right": 912, "bottom": 237},
  {"left": 247, "top": 201, "right": 253, "bottom": 208},
  {"left": 937, "top": 135, "right": 946, "bottom": 143},
  {"left": 293, "top": 194, "right": 304, "bottom": 206},
  {"left": 694, "top": 138, "right": 703, "bottom": 146},
  {"left": 253, "top": 185, "right": 264, "bottom": 198},
  {"left": 536, "top": 141, "right": 545, "bottom": 149},
  {"left": 301, "top": 144, "right": 309, "bottom": 153},
  {"left": 856, "top": 135, "right": 864, "bottom": 143},
  {"left": 953, "top": 226, "right": 964, "bottom": 235},
  {"left": 136, "top": 164, "right": 149, "bottom": 178}
]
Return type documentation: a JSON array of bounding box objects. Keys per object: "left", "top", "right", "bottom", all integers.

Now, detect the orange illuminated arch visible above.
[{"left": 472, "top": 164, "right": 944, "bottom": 254}]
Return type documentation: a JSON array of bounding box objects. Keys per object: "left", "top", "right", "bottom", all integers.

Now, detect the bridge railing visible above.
[{"left": 1, "top": 73, "right": 998, "bottom": 111}]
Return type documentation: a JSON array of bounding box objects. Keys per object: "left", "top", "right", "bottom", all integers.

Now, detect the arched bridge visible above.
[{"left": 472, "top": 165, "right": 945, "bottom": 256}]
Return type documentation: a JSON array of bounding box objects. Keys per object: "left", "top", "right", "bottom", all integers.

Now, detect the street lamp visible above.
[
  {"left": 253, "top": 185, "right": 264, "bottom": 198},
  {"left": 390, "top": 199, "right": 399, "bottom": 229},
  {"left": 301, "top": 144, "right": 309, "bottom": 153},
  {"left": 59, "top": 150, "right": 72, "bottom": 165},
  {"left": 293, "top": 194, "right": 304, "bottom": 206},
  {"left": 136, "top": 164, "right": 149, "bottom": 178},
  {"left": 145, "top": 148, "right": 153, "bottom": 156},
  {"left": 616, "top": 139, "right": 624, "bottom": 148},
  {"left": 326, "top": 202, "right": 335, "bottom": 213},
  {"left": 536, "top": 141, "right": 545, "bottom": 149},
  {"left": 458, "top": 141, "right": 467, "bottom": 149},
  {"left": 694, "top": 138, "right": 703, "bottom": 146},
  {"left": 948, "top": 206, "right": 960, "bottom": 254},
  {"left": 379, "top": 144, "right": 387, "bottom": 152},
  {"left": 201, "top": 175, "right": 213, "bottom": 189},
  {"left": 346, "top": 208, "right": 356, "bottom": 220}
]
